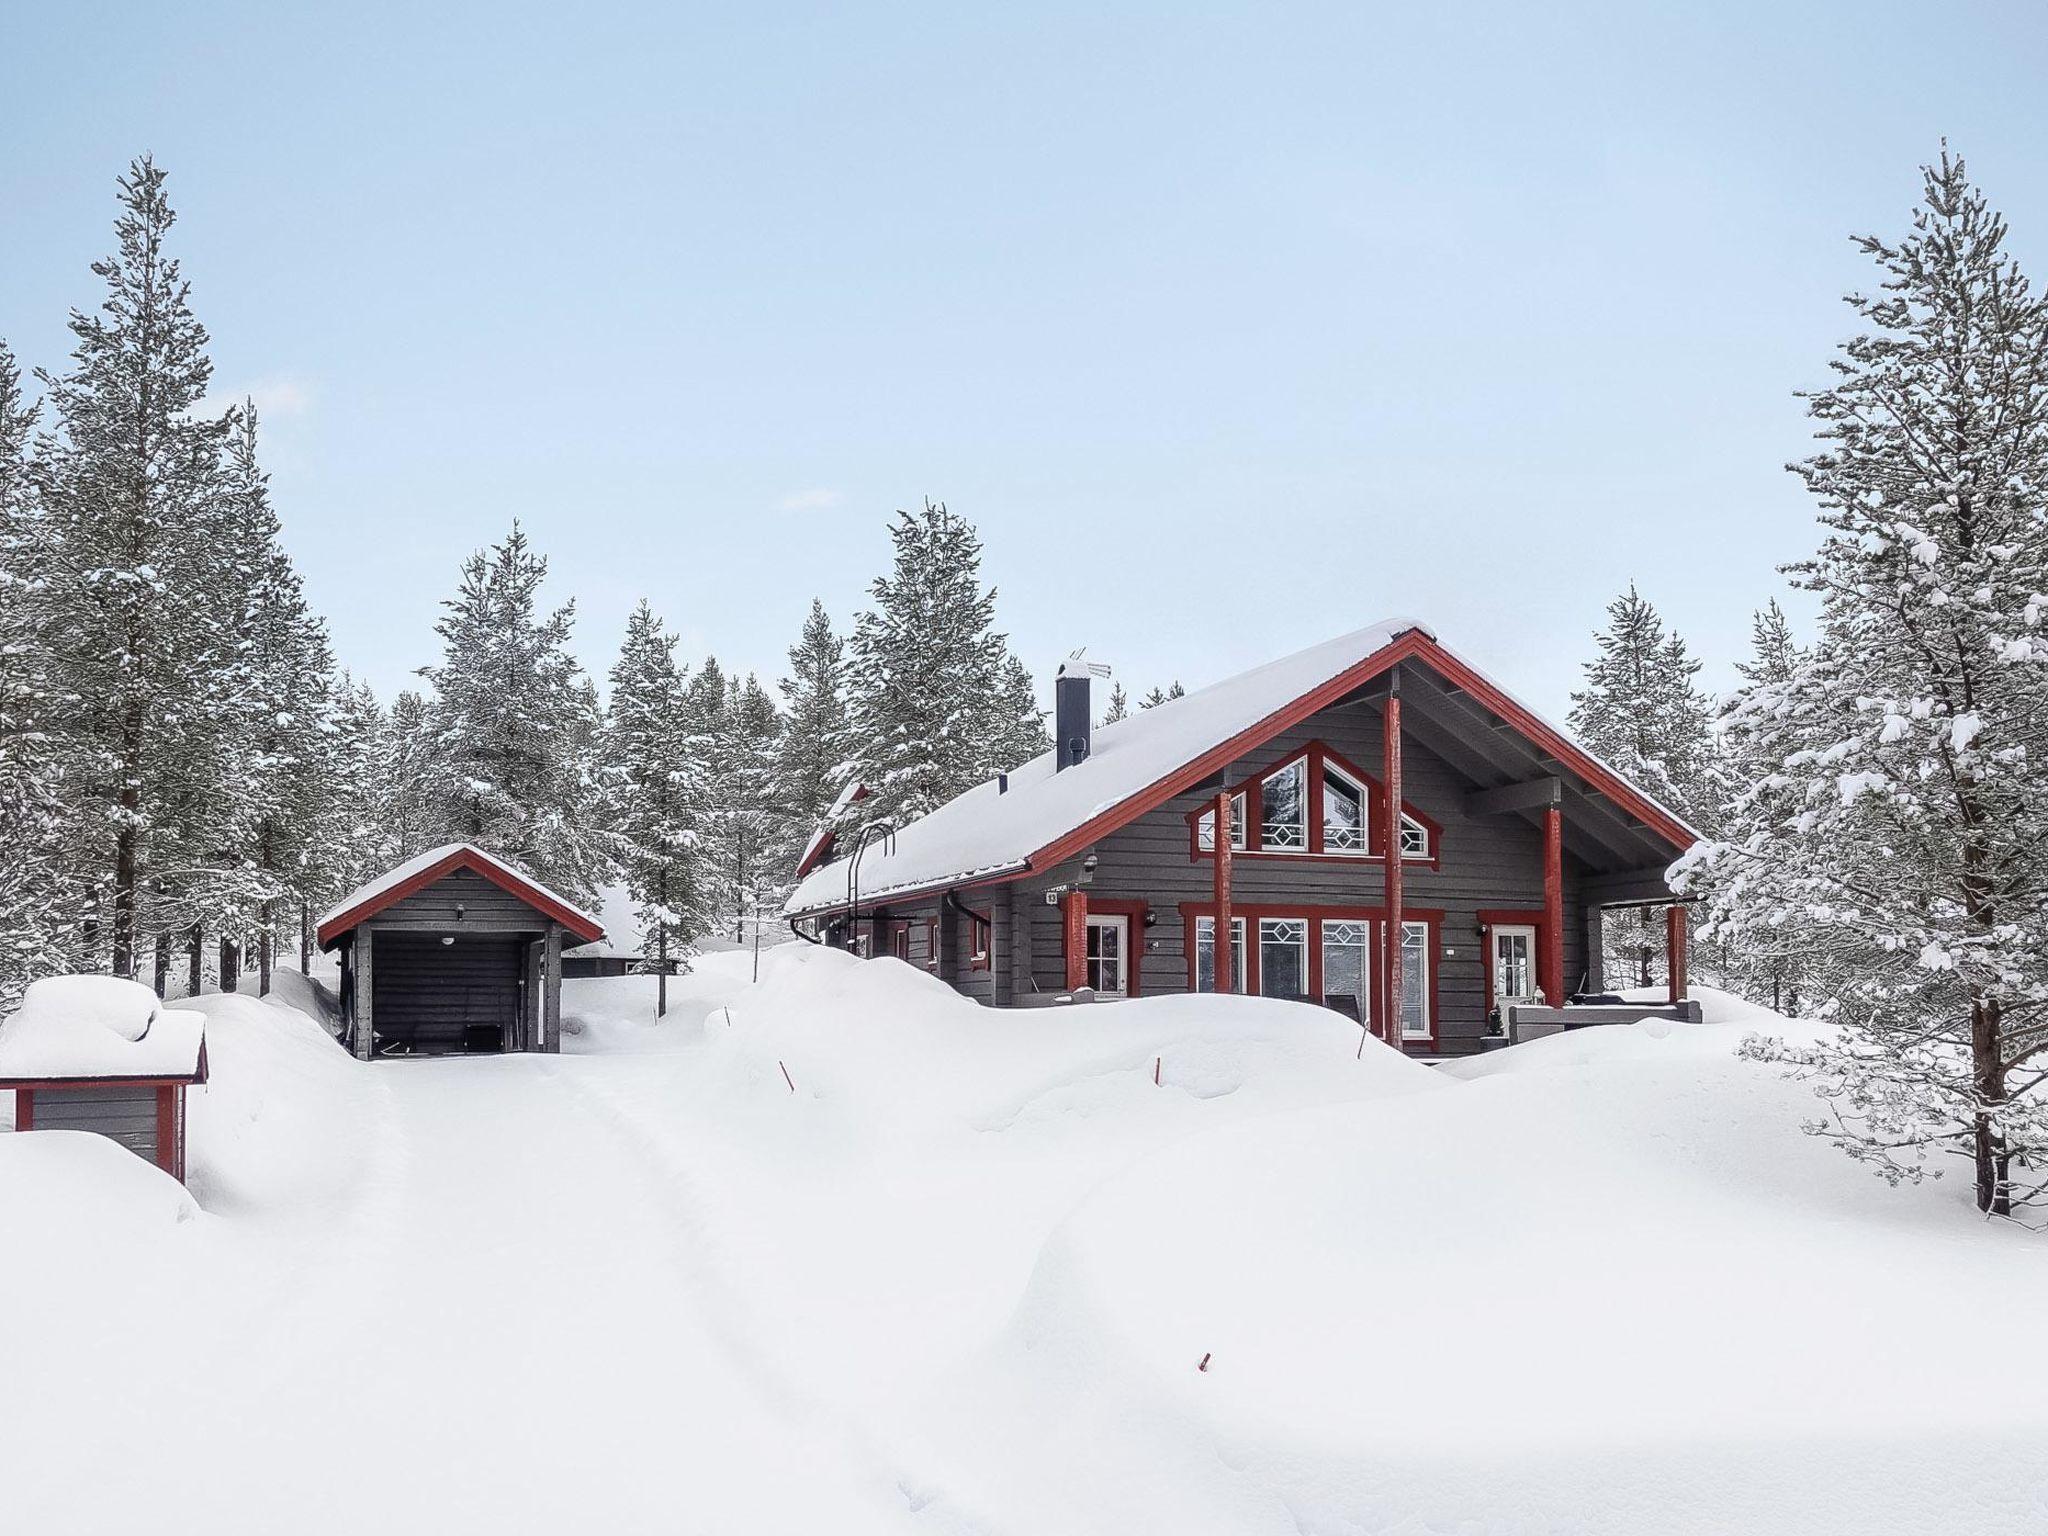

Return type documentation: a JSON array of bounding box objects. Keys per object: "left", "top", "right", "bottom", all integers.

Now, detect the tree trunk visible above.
[
  {"left": 258, "top": 900, "right": 273, "bottom": 996},
  {"left": 657, "top": 930, "right": 668, "bottom": 1019},
  {"left": 111, "top": 695, "right": 144, "bottom": 978},
  {"left": 152, "top": 931, "right": 171, "bottom": 998},
  {"left": 187, "top": 923, "right": 202, "bottom": 997},
  {"left": 1971, "top": 995, "right": 2010, "bottom": 1217},
  {"left": 219, "top": 934, "right": 239, "bottom": 996},
  {"left": 299, "top": 903, "right": 311, "bottom": 975}
]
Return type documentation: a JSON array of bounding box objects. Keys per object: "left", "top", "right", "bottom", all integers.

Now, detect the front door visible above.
[
  {"left": 1084, "top": 915, "right": 1129, "bottom": 996},
  {"left": 1491, "top": 924, "right": 1539, "bottom": 1007}
]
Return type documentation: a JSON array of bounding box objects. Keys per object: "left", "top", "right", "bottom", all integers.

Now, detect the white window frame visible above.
[
  {"left": 1490, "top": 923, "right": 1540, "bottom": 1005},
  {"left": 1397, "top": 920, "right": 1431, "bottom": 1040},
  {"left": 1399, "top": 811, "right": 1431, "bottom": 860},
  {"left": 1321, "top": 761, "right": 1369, "bottom": 856},
  {"left": 1257, "top": 916, "right": 1309, "bottom": 999},
  {"left": 1260, "top": 757, "right": 1310, "bottom": 851},
  {"left": 1194, "top": 915, "right": 1246, "bottom": 993},
  {"left": 1195, "top": 792, "right": 1247, "bottom": 853},
  {"left": 1084, "top": 914, "right": 1130, "bottom": 996},
  {"left": 1319, "top": 917, "right": 1372, "bottom": 1019}
]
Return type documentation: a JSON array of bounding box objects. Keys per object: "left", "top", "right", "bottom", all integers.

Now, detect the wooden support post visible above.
[
  {"left": 1542, "top": 805, "right": 1565, "bottom": 1007},
  {"left": 352, "top": 929, "right": 375, "bottom": 1061},
  {"left": 1383, "top": 690, "right": 1404, "bottom": 1044},
  {"left": 1063, "top": 888, "right": 1089, "bottom": 991},
  {"left": 543, "top": 921, "right": 562, "bottom": 1054},
  {"left": 1214, "top": 788, "right": 1235, "bottom": 993},
  {"left": 1666, "top": 903, "right": 1689, "bottom": 1004}
]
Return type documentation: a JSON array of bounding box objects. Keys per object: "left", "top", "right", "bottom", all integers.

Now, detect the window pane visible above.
[
  {"left": 1400, "top": 921, "right": 1429, "bottom": 1038},
  {"left": 1259, "top": 918, "right": 1307, "bottom": 1000},
  {"left": 1262, "top": 760, "right": 1307, "bottom": 849},
  {"left": 1321, "top": 919, "right": 1370, "bottom": 1021},
  {"left": 1195, "top": 916, "right": 1244, "bottom": 993},
  {"left": 1087, "top": 919, "right": 1124, "bottom": 993},
  {"left": 1196, "top": 794, "right": 1245, "bottom": 852},
  {"left": 1400, "top": 813, "right": 1429, "bottom": 858},
  {"left": 1323, "top": 769, "right": 1365, "bottom": 852}
]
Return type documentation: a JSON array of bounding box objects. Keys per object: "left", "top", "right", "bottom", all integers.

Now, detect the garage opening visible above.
[{"left": 369, "top": 932, "right": 526, "bottom": 1056}]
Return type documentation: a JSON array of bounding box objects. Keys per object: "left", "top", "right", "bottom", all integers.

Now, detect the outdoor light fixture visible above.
[
  {"left": 441, "top": 936, "right": 455, "bottom": 947},
  {"left": 455, "top": 902, "right": 467, "bottom": 921}
]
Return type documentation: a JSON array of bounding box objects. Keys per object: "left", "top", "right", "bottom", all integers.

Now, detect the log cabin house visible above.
[
  {"left": 318, "top": 845, "right": 605, "bottom": 1058},
  {"left": 784, "top": 620, "right": 1700, "bottom": 1054}
]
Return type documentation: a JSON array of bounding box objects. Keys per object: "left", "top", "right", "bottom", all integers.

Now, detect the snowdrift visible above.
[{"left": 3, "top": 949, "right": 2044, "bottom": 1535}]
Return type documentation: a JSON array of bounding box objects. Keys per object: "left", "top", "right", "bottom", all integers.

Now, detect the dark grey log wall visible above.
[
  {"left": 998, "top": 698, "right": 1596, "bottom": 1050},
  {"left": 33, "top": 1085, "right": 159, "bottom": 1160},
  {"left": 373, "top": 869, "right": 553, "bottom": 932}
]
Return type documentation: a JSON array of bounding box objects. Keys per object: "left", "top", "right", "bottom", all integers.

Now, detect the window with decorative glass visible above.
[
  {"left": 1260, "top": 758, "right": 1308, "bottom": 850},
  {"left": 1258, "top": 917, "right": 1308, "bottom": 999},
  {"left": 1321, "top": 762, "right": 1367, "bottom": 852},
  {"left": 1398, "top": 921, "right": 1430, "bottom": 1039},
  {"left": 1194, "top": 792, "right": 1247, "bottom": 853},
  {"left": 1398, "top": 812, "right": 1431, "bottom": 860}
]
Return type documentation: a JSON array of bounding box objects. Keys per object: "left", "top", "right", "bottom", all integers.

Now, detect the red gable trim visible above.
[
  {"left": 794, "top": 785, "right": 871, "bottom": 879},
  {"left": 1024, "top": 629, "right": 1697, "bottom": 876},
  {"left": 315, "top": 848, "right": 605, "bottom": 949}
]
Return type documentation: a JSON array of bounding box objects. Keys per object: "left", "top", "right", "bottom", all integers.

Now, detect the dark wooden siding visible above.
[
  {"left": 32, "top": 1085, "right": 160, "bottom": 1161},
  {"left": 374, "top": 869, "right": 555, "bottom": 933},
  {"left": 370, "top": 930, "right": 525, "bottom": 1052},
  {"left": 1010, "top": 699, "right": 1593, "bottom": 1052}
]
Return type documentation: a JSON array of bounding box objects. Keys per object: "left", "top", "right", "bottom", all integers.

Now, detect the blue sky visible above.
[{"left": 6, "top": 1, "right": 2047, "bottom": 720}]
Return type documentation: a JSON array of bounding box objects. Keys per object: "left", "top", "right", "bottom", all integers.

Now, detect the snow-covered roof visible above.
[
  {"left": 786, "top": 620, "right": 1429, "bottom": 916},
  {"left": 783, "top": 618, "right": 1700, "bottom": 919},
  {"left": 316, "top": 843, "right": 606, "bottom": 948},
  {"left": 794, "top": 781, "right": 870, "bottom": 880},
  {"left": 0, "top": 976, "right": 208, "bottom": 1083}
]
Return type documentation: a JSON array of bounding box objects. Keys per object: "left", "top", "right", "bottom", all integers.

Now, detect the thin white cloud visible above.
[{"left": 775, "top": 487, "right": 842, "bottom": 513}]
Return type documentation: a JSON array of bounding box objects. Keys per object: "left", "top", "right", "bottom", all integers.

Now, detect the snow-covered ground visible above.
[{"left": 2, "top": 947, "right": 2045, "bottom": 1534}]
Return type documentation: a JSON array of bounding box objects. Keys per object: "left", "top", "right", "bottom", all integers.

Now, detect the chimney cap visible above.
[{"left": 1058, "top": 649, "right": 1113, "bottom": 680}]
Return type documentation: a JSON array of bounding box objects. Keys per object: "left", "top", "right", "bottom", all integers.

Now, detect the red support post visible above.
[
  {"left": 1667, "top": 903, "right": 1689, "bottom": 1004},
  {"left": 1383, "top": 692, "right": 1404, "bottom": 1045},
  {"left": 1214, "top": 789, "right": 1235, "bottom": 993},
  {"left": 1542, "top": 805, "right": 1565, "bottom": 1007},
  {"left": 1063, "top": 888, "right": 1089, "bottom": 992}
]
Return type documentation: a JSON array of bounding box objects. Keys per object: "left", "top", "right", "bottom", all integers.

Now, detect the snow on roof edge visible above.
[{"left": 318, "top": 843, "right": 605, "bottom": 942}]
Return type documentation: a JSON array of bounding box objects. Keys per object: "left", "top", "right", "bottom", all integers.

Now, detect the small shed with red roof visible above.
[
  {"left": 0, "top": 976, "right": 209, "bottom": 1183},
  {"left": 316, "top": 844, "right": 605, "bottom": 1059}
]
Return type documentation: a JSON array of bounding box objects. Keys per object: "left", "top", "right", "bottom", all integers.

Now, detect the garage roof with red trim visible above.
[
  {"left": 317, "top": 843, "right": 606, "bottom": 949},
  {"left": 782, "top": 619, "right": 1701, "bottom": 919}
]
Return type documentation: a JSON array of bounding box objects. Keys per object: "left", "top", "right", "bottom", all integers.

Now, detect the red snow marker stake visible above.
[
  {"left": 779, "top": 1060, "right": 795, "bottom": 1093},
  {"left": 1154, "top": 1056, "right": 1161, "bottom": 1086},
  {"left": 1198, "top": 1353, "right": 1211, "bottom": 1373}
]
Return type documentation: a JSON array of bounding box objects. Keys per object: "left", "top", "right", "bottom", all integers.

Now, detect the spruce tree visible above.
[
  {"left": 420, "top": 524, "right": 611, "bottom": 901},
  {"left": 33, "top": 157, "right": 229, "bottom": 976},
  {"left": 776, "top": 598, "right": 855, "bottom": 839},
  {"left": 1568, "top": 585, "right": 1719, "bottom": 826},
  {"left": 1678, "top": 149, "right": 2048, "bottom": 1216},
  {"left": 1139, "top": 681, "right": 1185, "bottom": 709},
  {"left": 381, "top": 688, "right": 441, "bottom": 860},
  {"left": 848, "top": 500, "right": 1047, "bottom": 827},
  {"left": 0, "top": 341, "right": 86, "bottom": 1008},
  {"left": 1102, "top": 682, "right": 1130, "bottom": 724},
  {"left": 608, "top": 602, "right": 703, "bottom": 1013}
]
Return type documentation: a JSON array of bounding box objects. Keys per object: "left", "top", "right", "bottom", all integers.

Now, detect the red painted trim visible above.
[
  {"left": 1213, "top": 791, "right": 1235, "bottom": 993},
  {"left": 155, "top": 1085, "right": 176, "bottom": 1178},
  {"left": 0, "top": 1074, "right": 202, "bottom": 1092},
  {"left": 793, "top": 785, "right": 871, "bottom": 879},
  {"left": 1383, "top": 695, "right": 1404, "bottom": 1046},
  {"left": 15, "top": 1088, "right": 32, "bottom": 1132},
  {"left": 1667, "top": 903, "right": 1689, "bottom": 1003},
  {"left": 1542, "top": 805, "right": 1565, "bottom": 1007},
  {"left": 316, "top": 846, "right": 605, "bottom": 949},
  {"left": 1082, "top": 897, "right": 1148, "bottom": 998},
  {"left": 1182, "top": 738, "right": 1442, "bottom": 870},
  {"left": 1062, "top": 890, "right": 1089, "bottom": 991}
]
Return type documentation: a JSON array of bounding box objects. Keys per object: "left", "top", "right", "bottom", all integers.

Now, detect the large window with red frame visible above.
[{"left": 1188, "top": 742, "right": 1435, "bottom": 863}]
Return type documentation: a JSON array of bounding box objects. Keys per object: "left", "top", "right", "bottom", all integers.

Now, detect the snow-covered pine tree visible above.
[
  {"left": 1677, "top": 149, "right": 2048, "bottom": 1217},
  {"left": 32, "top": 157, "right": 231, "bottom": 977},
  {"left": 1568, "top": 584, "right": 1719, "bottom": 986},
  {"left": 848, "top": 500, "right": 1046, "bottom": 827},
  {"left": 1139, "top": 681, "right": 1185, "bottom": 709},
  {"left": 0, "top": 340, "right": 87, "bottom": 1009},
  {"left": 313, "top": 673, "right": 389, "bottom": 933},
  {"left": 607, "top": 601, "right": 701, "bottom": 1014},
  {"left": 420, "top": 524, "right": 612, "bottom": 902},
  {"left": 775, "top": 598, "right": 855, "bottom": 844},
  {"left": 689, "top": 660, "right": 784, "bottom": 943},
  {"left": 1102, "top": 682, "right": 1129, "bottom": 724},
  {"left": 381, "top": 689, "right": 442, "bottom": 861},
  {"left": 1712, "top": 601, "right": 1816, "bottom": 1012}
]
